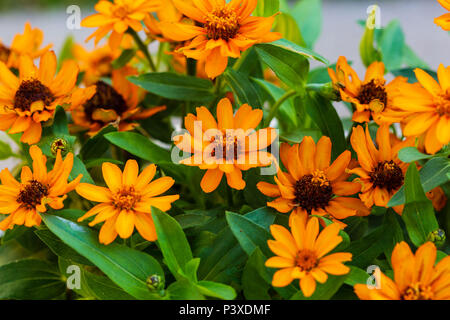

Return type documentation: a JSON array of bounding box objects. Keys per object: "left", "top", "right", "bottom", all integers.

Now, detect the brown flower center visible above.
[
  {"left": 83, "top": 81, "right": 128, "bottom": 123},
  {"left": 17, "top": 180, "right": 49, "bottom": 209},
  {"left": 357, "top": 80, "right": 387, "bottom": 112},
  {"left": 401, "top": 283, "right": 434, "bottom": 300},
  {"left": 205, "top": 7, "right": 240, "bottom": 40},
  {"left": 295, "top": 250, "right": 318, "bottom": 272},
  {"left": 435, "top": 92, "right": 450, "bottom": 117},
  {"left": 113, "top": 186, "right": 140, "bottom": 211},
  {"left": 14, "top": 79, "right": 55, "bottom": 111},
  {"left": 369, "top": 160, "right": 404, "bottom": 192},
  {"left": 294, "top": 170, "right": 333, "bottom": 212},
  {"left": 0, "top": 43, "right": 11, "bottom": 63},
  {"left": 210, "top": 132, "right": 244, "bottom": 161}
]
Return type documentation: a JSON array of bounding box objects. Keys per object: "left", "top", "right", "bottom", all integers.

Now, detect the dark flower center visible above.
[
  {"left": 369, "top": 160, "right": 404, "bottom": 192},
  {"left": 357, "top": 80, "right": 387, "bottom": 112},
  {"left": 295, "top": 250, "right": 318, "bottom": 272},
  {"left": 83, "top": 81, "right": 128, "bottom": 123},
  {"left": 401, "top": 283, "right": 433, "bottom": 300},
  {"left": 17, "top": 180, "right": 49, "bottom": 209},
  {"left": 0, "top": 44, "right": 11, "bottom": 63},
  {"left": 211, "top": 133, "right": 243, "bottom": 161},
  {"left": 205, "top": 7, "right": 240, "bottom": 40},
  {"left": 14, "top": 79, "right": 55, "bottom": 111},
  {"left": 294, "top": 171, "right": 333, "bottom": 212}
]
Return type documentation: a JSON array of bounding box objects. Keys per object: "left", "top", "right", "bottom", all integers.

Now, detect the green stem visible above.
[
  {"left": 128, "top": 29, "right": 156, "bottom": 72},
  {"left": 232, "top": 48, "right": 251, "bottom": 71},
  {"left": 264, "top": 90, "right": 299, "bottom": 127}
]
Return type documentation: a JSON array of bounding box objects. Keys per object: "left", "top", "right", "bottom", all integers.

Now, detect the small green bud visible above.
[
  {"left": 146, "top": 274, "right": 164, "bottom": 291},
  {"left": 427, "top": 229, "right": 446, "bottom": 248},
  {"left": 306, "top": 82, "right": 341, "bottom": 101},
  {"left": 51, "top": 138, "right": 69, "bottom": 157}
]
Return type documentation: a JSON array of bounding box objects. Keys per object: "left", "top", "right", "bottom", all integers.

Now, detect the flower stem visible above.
[
  {"left": 128, "top": 29, "right": 156, "bottom": 72},
  {"left": 264, "top": 89, "right": 299, "bottom": 127}
]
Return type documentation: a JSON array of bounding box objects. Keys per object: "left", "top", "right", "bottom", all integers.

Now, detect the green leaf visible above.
[
  {"left": 0, "top": 259, "right": 65, "bottom": 299},
  {"left": 398, "top": 147, "right": 433, "bottom": 163},
  {"left": 112, "top": 48, "right": 136, "bottom": 69},
  {"left": 255, "top": 43, "right": 309, "bottom": 89},
  {"left": 80, "top": 125, "right": 117, "bottom": 160},
  {"left": 389, "top": 157, "right": 450, "bottom": 206},
  {"left": 344, "top": 266, "right": 371, "bottom": 287},
  {"left": 273, "top": 12, "right": 306, "bottom": 46},
  {"left": 242, "top": 247, "right": 271, "bottom": 299},
  {"left": 167, "top": 278, "right": 205, "bottom": 300},
  {"left": 128, "top": 72, "right": 215, "bottom": 102},
  {"left": 360, "top": 25, "right": 381, "bottom": 67},
  {"left": 174, "top": 213, "right": 211, "bottom": 229},
  {"left": 197, "top": 280, "right": 237, "bottom": 300},
  {"left": 57, "top": 36, "right": 74, "bottom": 70},
  {"left": 105, "top": 131, "right": 171, "bottom": 163},
  {"left": 151, "top": 206, "right": 193, "bottom": 279},
  {"left": 259, "top": 39, "right": 328, "bottom": 64},
  {"left": 255, "top": 0, "right": 279, "bottom": 17},
  {"left": 225, "top": 211, "right": 273, "bottom": 258},
  {"left": 291, "top": 0, "right": 322, "bottom": 49},
  {"left": 0, "top": 139, "right": 13, "bottom": 160},
  {"left": 401, "top": 163, "right": 439, "bottom": 247},
  {"left": 84, "top": 271, "right": 135, "bottom": 300},
  {"left": 379, "top": 20, "right": 405, "bottom": 71},
  {"left": 304, "top": 91, "right": 347, "bottom": 160},
  {"left": 291, "top": 274, "right": 347, "bottom": 300},
  {"left": 52, "top": 106, "right": 69, "bottom": 136},
  {"left": 70, "top": 156, "right": 94, "bottom": 184},
  {"left": 41, "top": 215, "right": 164, "bottom": 300},
  {"left": 223, "top": 68, "right": 263, "bottom": 107}
]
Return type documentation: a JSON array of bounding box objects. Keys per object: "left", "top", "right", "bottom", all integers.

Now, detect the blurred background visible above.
[{"left": 0, "top": 0, "right": 449, "bottom": 171}]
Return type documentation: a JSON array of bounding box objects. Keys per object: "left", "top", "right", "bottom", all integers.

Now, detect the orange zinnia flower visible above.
[
  {"left": 81, "top": 0, "right": 160, "bottom": 50},
  {"left": 0, "top": 145, "right": 82, "bottom": 230},
  {"left": 328, "top": 56, "right": 406, "bottom": 124},
  {"left": 159, "top": 0, "right": 281, "bottom": 78},
  {"left": 266, "top": 215, "right": 352, "bottom": 297},
  {"left": 349, "top": 125, "right": 414, "bottom": 215},
  {"left": 388, "top": 65, "right": 450, "bottom": 154},
  {"left": 0, "top": 51, "right": 90, "bottom": 144},
  {"left": 175, "top": 97, "right": 277, "bottom": 193},
  {"left": 427, "top": 187, "right": 447, "bottom": 212},
  {"left": 355, "top": 241, "right": 450, "bottom": 300},
  {"left": 71, "top": 66, "right": 166, "bottom": 135},
  {"left": 0, "top": 22, "right": 52, "bottom": 69},
  {"left": 76, "top": 160, "right": 179, "bottom": 245},
  {"left": 435, "top": 0, "right": 450, "bottom": 31},
  {"left": 257, "top": 137, "right": 369, "bottom": 227}
]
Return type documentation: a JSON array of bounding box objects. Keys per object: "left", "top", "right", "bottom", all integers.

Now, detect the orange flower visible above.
[
  {"left": 159, "top": 0, "right": 281, "bottom": 78},
  {"left": 266, "top": 215, "right": 352, "bottom": 297},
  {"left": 257, "top": 137, "right": 369, "bottom": 227},
  {"left": 427, "top": 187, "right": 447, "bottom": 212},
  {"left": 388, "top": 65, "right": 450, "bottom": 154},
  {"left": 349, "top": 125, "right": 414, "bottom": 215},
  {"left": 81, "top": 0, "right": 160, "bottom": 50},
  {"left": 0, "top": 51, "right": 89, "bottom": 144},
  {"left": 76, "top": 160, "right": 179, "bottom": 245},
  {"left": 71, "top": 66, "right": 166, "bottom": 135},
  {"left": 0, "top": 145, "right": 82, "bottom": 230},
  {"left": 175, "top": 97, "right": 277, "bottom": 193},
  {"left": 72, "top": 43, "right": 119, "bottom": 86},
  {"left": 435, "top": 0, "right": 450, "bottom": 31},
  {"left": 328, "top": 56, "right": 407, "bottom": 124},
  {"left": 355, "top": 241, "right": 450, "bottom": 300},
  {"left": 0, "top": 22, "right": 52, "bottom": 69}
]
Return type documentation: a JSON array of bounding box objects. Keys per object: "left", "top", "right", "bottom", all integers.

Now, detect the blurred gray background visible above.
[{"left": 0, "top": 0, "right": 449, "bottom": 171}]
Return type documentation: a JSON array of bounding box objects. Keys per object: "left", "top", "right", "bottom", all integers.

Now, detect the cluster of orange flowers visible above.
[{"left": 0, "top": 0, "right": 448, "bottom": 300}]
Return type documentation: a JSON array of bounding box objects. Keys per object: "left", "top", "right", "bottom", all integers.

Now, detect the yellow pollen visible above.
[
  {"left": 310, "top": 170, "right": 330, "bottom": 187},
  {"left": 113, "top": 186, "right": 140, "bottom": 211},
  {"left": 205, "top": 7, "right": 240, "bottom": 40},
  {"left": 401, "top": 283, "right": 434, "bottom": 300},
  {"left": 295, "top": 250, "right": 318, "bottom": 272}
]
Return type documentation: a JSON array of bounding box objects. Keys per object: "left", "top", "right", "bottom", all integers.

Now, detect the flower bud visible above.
[
  {"left": 427, "top": 229, "right": 446, "bottom": 248},
  {"left": 146, "top": 274, "right": 164, "bottom": 291},
  {"left": 50, "top": 138, "right": 69, "bottom": 157},
  {"left": 307, "top": 82, "right": 341, "bottom": 101}
]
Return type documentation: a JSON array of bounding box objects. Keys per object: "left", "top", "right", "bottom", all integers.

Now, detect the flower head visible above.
[
  {"left": 355, "top": 241, "right": 450, "bottom": 300},
  {"left": 0, "top": 145, "right": 82, "bottom": 230},
  {"left": 349, "top": 125, "right": 414, "bottom": 214},
  {"left": 76, "top": 160, "right": 179, "bottom": 245},
  {"left": 435, "top": 0, "right": 450, "bottom": 31},
  {"left": 81, "top": 0, "right": 160, "bottom": 50},
  {"left": 266, "top": 215, "right": 352, "bottom": 297},
  {"left": 0, "top": 51, "right": 89, "bottom": 144},
  {"left": 1, "top": 22, "right": 52, "bottom": 69},
  {"left": 388, "top": 65, "right": 450, "bottom": 154},
  {"left": 258, "top": 136, "right": 369, "bottom": 227},
  {"left": 71, "top": 66, "right": 166, "bottom": 135},
  {"left": 160, "top": 0, "right": 281, "bottom": 78},
  {"left": 328, "top": 56, "right": 407, "bottom": 124},
  {"left": 175, "top": 97, "right": 277, "bottom": 193}
]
